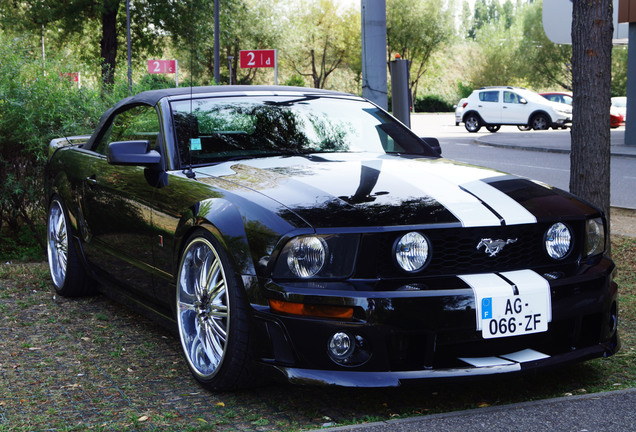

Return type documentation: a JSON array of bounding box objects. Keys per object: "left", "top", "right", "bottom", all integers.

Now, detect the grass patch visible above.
[{"left": 0, "top": 236, "right": 633, "bottom": 430}]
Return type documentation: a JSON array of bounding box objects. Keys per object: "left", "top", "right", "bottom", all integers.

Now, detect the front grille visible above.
[{"left": 354, "top": 223, "right": 582, "bottom": 279}]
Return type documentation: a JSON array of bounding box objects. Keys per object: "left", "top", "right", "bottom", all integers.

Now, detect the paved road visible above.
[
  {"left": 315, "top": 388, "right": 636, "bottom": 432},
  {"left": 410, "top": 113, "right": 636, "bottom": 209}
]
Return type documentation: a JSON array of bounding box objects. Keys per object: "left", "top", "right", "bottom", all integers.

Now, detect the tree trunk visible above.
[
  {"left": 570, "top": 0, "right": 613, "bottom": 225},
  {"left": 100, "top": 0, "right": 120, "bottom": 90}
]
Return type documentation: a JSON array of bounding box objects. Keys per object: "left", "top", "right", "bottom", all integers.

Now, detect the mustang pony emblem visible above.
[{"left": 476, "top": 238, "right": 518, "bottom": 257}]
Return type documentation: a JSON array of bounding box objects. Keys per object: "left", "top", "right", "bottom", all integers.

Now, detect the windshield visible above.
[{"left": 170, "top": 95, "right": 434, "bottom": 167}]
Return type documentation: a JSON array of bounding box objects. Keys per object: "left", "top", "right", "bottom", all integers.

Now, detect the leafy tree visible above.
[
  {"left": 501, "top": 0, "right": 514, "bottom": 29},
  {"left": 469, "top": 14, "right": 524, "bottom": 87},
  {"left": 387, "top": 0, "right": 453, "bottom": 98},
  {"left": 0, "top": 0, "right": 174, "bottom": 90},
  {"left": 517, "top": 0, "right": 572, "bottom": 90},
  {"left": 282, "top": 0, "right": 360, "bottom": 89},
  {"left": 460, "top": 1, "right": 473, "bottom": 39}
]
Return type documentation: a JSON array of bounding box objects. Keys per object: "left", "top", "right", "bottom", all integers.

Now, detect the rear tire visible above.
[
  {"left": 176, "top": 231, "right": 253, "bottom": 391},
  {"left": 47, "top": 197, "right": 92, "bottom": 297},
  {"left": 464, "top": 114, "right": 482, "bottom": 133}
]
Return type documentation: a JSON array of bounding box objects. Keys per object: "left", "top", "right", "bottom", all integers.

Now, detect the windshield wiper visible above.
[{"left": 263, "top": 96, "right": 320, "bottom": 106}]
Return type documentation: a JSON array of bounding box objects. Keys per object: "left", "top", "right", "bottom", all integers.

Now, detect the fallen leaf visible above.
[
  {"left": 137, "top": 415, "right": 148, "bottom": 422},
  {"left": 216, "top": 402, "right": 225, "bottom": 407}
]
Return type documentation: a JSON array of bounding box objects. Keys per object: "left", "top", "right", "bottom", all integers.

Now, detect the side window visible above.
[
  {"left": 478, "top": 91, "right": 499, "bottom": 103},
  {"left": 503, "top": 91, "right": 520, "bottom": 104},
  {"left": 94, "top": 105, "right": 160, "bottom": 155}
]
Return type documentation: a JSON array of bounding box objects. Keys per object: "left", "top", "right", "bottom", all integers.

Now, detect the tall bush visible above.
[{"left": 0, "top": 34, "right": 120, "bottom": 253}]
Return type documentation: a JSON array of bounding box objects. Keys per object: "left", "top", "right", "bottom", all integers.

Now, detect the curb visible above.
[{"left": 473, "top": 137, "right": 636, "bottom": 159}]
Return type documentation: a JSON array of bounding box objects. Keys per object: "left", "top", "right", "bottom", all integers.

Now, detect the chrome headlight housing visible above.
[
  {"left": 544, "top": 222, "right": 573, "bottom": 260},
  {"left": 585, "top": 217, "right": 605, "bottom": 257},
  {"left": 273, "top": 234, "right": 359, "bottom": 279},
  {"left": 394, "top": 231, "right": 431, "bottom": 273}
]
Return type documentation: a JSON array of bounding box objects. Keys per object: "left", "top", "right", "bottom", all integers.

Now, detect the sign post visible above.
[
  {"left": 239, "top": 49, "right": 278, "bottom": 85},
  {"left": 147, "top": 60, "right": 179, "bottom": 87}
]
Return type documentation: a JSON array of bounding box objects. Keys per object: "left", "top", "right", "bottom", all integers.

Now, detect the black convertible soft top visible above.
[{"left": 114, "top": 85, "right": 350, "bottom": 110}]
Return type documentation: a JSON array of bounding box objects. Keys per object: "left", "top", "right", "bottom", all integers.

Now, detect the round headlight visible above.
[
  {"left": 545, "top": 222, "right": 572, "bottom": 259},
  {"left": 287, "top": 236, "right": 327, "bottom": 278},
  {"left": 395, "top": 232, "right": 430, "bottom": 272}
]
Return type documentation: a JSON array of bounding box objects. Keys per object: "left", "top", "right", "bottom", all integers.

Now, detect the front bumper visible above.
[{"left": 253, "top": 257, "right": 619, "bottom": 387}]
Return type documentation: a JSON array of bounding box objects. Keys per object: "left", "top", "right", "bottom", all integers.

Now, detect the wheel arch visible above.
[
  {"left": 462, "top": 110, "right": 482, "bottom": 124},
  {"left": 173, "top": 199, "right": 254, "bottom": 279},
  {"left": 528, "top": 110, "right": 553, "bottom": 124},
  {"left": 172, "top": 197, "right": 296, "bottom": 298}
]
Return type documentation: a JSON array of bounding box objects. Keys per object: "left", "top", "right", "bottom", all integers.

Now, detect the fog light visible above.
[
  {"left": 328, "top": 332, "right": 354, "bottom": 360},
  {"left": 545, "top": 222, "right": 572, "bottom": 259}
]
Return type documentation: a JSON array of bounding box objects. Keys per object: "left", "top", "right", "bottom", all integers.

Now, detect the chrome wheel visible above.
[
  {"left": 47, "top": 200, "right": 68, "bottom": 289},
  {"left": 177, "top": 237, "right": 230, "bottom": 380}
]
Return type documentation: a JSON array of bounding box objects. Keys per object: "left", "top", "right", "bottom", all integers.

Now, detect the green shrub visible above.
[
  {"left": 413, "top": 95, "right": 454, "bottom": 112},
  {"left": 0, "top": 34, "right": 120, "bottom": 255}
]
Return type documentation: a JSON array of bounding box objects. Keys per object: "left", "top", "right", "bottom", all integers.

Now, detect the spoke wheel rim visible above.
[
  {"left": 177, "top": 237, "right": 230, "bottom": 380},
  {"left": 47, "top": 200, "right": 68, "bottom": 289},
  {"left": 466, "top": 116, "right": 478, "bottom": 131},
  {"left": 533, "top": 116, "right": 547, "bottom": 130}
]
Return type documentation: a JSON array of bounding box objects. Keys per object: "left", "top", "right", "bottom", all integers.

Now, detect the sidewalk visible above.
[
  {"left": 474, "top": 128, "right": 636, "bottom": 158},
  {"left": 316, "top": 388, "right": 636, "bottom": 432}
]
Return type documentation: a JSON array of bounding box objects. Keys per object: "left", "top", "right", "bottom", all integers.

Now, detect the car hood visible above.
[{"left": 193, "top": 153, "right": 596, "bottom": 229}]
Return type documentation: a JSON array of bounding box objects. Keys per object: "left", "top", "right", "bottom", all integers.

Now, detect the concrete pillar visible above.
[{"left": 361, "top": 0, "right": 388, "bottom": 110}]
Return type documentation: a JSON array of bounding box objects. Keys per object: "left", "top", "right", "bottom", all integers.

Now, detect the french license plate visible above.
[{"left": 480, "top": 293, "right": 549, "bottom": 339}]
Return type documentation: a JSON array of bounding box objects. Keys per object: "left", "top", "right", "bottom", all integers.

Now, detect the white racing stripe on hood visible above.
[
  {"left": 380, "top": 159, "right": 502, "bottom": 227},
  {"left": 460, "top": 180, "right": 537, "bottom": 225}
]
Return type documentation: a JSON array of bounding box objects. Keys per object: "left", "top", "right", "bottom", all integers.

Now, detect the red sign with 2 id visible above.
[{"left": 240, "top": 50, "right": 276, "bottom": 68}]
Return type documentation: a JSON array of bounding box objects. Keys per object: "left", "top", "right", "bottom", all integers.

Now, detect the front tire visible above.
[
  {"left": 464, "top": 114, "right": 482, "bottom": 133},
  {"left": 176, "top": 231, "right": 253, "bottom": 391},
  {"left": 47, "top": 197, "right": 91, "bottom": 297},
  {"left": 530, "top": 113, "right": 550, "bottom": 130}
]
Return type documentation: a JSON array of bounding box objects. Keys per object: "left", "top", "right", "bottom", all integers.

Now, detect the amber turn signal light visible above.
[{"left": 269, "top": 299, "right": 353, "bottom": 319}]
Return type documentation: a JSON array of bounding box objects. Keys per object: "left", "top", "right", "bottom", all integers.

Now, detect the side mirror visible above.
[
  {"left": 519, "top": 98, "right": 528, "bottom": 104},
  {"left": 107, "top": 140, "right": 161, "bottom": 166},
  {"left": 420, "top": 137, "right": 442, "bottom": 156}
]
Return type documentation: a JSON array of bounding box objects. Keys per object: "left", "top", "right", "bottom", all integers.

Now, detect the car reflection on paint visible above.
[{"left": 45, "top": 86, "right": 619, "bottom": 391}]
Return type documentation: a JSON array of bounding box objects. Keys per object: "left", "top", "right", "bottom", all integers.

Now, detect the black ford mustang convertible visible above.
[{"left": 45, "top": 86, "right": 619, "bottom": 390}]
